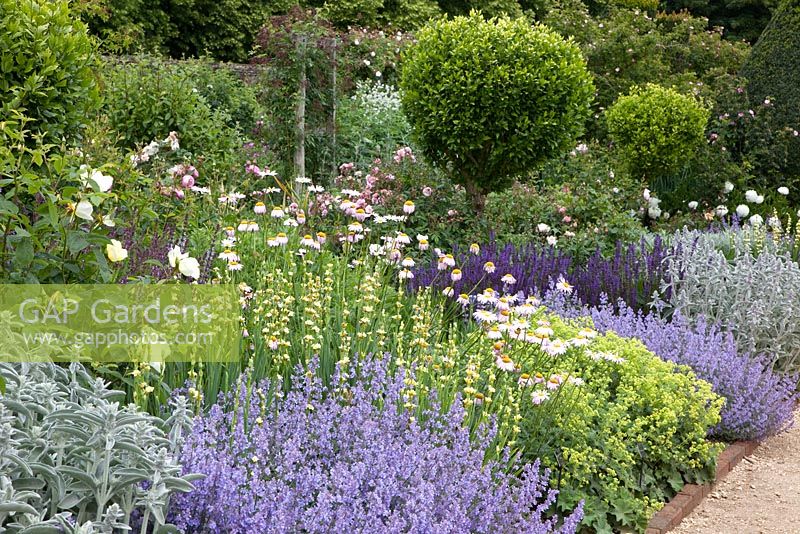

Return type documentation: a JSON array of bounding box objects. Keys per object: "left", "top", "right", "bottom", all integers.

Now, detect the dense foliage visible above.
[
  {"left": 400, "top": 13, "right": 594, "bottom": 208},
  {"left": 525, "top": 320, "right": 722, "bottom": 532},
  {"left": 740, "top": 0, "right": 800, "bottom": 179},
  {"left": 0, "top": 363, "right": 197, "bottom": 533},
  {"left": 663, "top": 0, "right": 775, "bottom": 42},
  {"left": 101, "top": 57, "right": 246, "bottom": 157},
  {"left": 4, "top": 2, "right": 800, "bottom": 534},
  {"left": 586, "top": 303, "right": 799, "bottom": 441},
  {"left": 85, "top": 0, "right": 281, "bottom": 61},
  {"left": 605, "top": 84, "right": 709, "bottom": 182},
  {"left": 0, "top": 0, "right": 99, "bottom": 144},
  {"left": 663, "top": 227, "right": 800, "bottom": 373}
]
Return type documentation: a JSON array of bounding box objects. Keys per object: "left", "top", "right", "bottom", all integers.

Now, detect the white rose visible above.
[
  {"left": 178, "top": 257, "right": 200, "bottom": 279},
  {"left": 168, "top": 245, "right": 188, "bottom": 268},
  {"left": 75, "top": 200, "right": 94, "bottom": 221},
  {"left": 688, "top": 201, "right": 698, "bottom": 210},
  {"left": 105, "top": 239, "right": 128, "bottom": 263},
  {"left": 778, "top": 186, "right": 790, "bottom": 195},
  {"left": 87, "top": 170, "right": 113, "bottom": 192},
  {"left": 745, "top": 189, "right": 759, "bottom": 203}
]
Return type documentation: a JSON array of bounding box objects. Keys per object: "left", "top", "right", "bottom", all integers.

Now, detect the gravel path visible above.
[{"left": 672, "top": 410, "right": 800, "bottom": 534}]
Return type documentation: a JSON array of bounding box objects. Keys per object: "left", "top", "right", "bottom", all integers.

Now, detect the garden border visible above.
[{"left": 645, "top": 440, "right": 759, "bottom": 533}]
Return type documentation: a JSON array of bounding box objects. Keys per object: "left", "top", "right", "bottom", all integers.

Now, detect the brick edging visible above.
[{"left": 645, "top": 440, "right": 759, "bottom": 533}]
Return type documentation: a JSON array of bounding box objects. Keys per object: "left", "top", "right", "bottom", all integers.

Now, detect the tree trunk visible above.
[{"left": 463, "top": 178, "right": 486, "bottom": 215}]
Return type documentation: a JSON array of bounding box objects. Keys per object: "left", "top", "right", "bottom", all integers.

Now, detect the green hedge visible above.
[{"left": 740, "top": 0, "right": 800, "bottom": 177}]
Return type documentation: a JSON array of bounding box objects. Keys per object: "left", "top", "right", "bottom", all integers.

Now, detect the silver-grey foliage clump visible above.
[
  {"left": 662, "top": 228, "right": 800, "bottom": 373},
  {"left": 0, "top": 363, "right": 198, "bottom": 534}
]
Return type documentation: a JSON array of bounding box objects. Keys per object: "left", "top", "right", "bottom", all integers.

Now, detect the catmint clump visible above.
[
  {"left": 586, "top": 301, "right": 799, "bottom": 441},
  {"left": 171, "top": 356, "right": 584, "bottom": 533}
]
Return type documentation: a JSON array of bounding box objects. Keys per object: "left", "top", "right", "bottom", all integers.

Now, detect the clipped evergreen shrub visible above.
[
  {"left": 605, "top": 84, "right": 708, "bottom": 182},
  {"left": 740, "top": 0, "right": 800, "bottom": 177},
  {"left": 400, "top": 12, "right": 594, "bottom": 210}
]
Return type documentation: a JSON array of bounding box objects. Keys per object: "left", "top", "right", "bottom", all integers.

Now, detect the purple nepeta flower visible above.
[
  {"left": 171, "top": 356, "right": 584, "bottom": 533},
  {"left": 580, "top": 300, "right": 798, "bottom": 441}
]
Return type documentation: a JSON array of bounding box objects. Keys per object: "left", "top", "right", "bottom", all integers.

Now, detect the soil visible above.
[{"left": 672, "top": 410, "right": 800, "bottom": 534}]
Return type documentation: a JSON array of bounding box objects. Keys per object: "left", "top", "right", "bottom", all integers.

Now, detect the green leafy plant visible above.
[
  {"left": 740, "top": 0, "right": 800, "bottom": 178},
  {"left": 484, "top": 144, "right": 645, "bottom": 258},
  {"left": 0, "top": 0, "right": 100, "bottom": 144},
  {"left": 400, "top": 12, "right": 595, "bottom": 210},
  {"left": 541, "top": 3, "right": 749, "bottom": 133},
  {"left": 0, "top": 119, "right": 122, "bottom": 283},
  {"left": 176, "top": 59, "right": 263, "bottom": 133},
  {"left": 336, "top": 81, "right": 413, "bottom": 168},
  {"left": 101, "top": 57, "right": 243, "bottom": 158},
  {"left": 605, "top": 84, "right": 709, "bottom": 184},
  {"left": 518, "top": 316, "right": 723, "bottom": 533}
]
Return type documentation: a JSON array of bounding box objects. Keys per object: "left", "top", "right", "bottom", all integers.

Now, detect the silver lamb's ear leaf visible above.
[
  {"left": 57, "top": 492, "right": 85, "bottom": 510},
  {"left": 18, "top": 525, "right": 65, "bottom": 534},
  {"left": 0, "top": 502, "right": 40, "bottom": 515},
  {"left": 29, "top": 462, "right": 66, "bottom": 499},
  {"left": 4, "top": 452, "right": 34, "bottom": 476},
  {"left": 154, "top": 524, "right": 182, "bottom": 534},
  {"left": 150, "top": 504, "right": 166, "bottom": 526},
  {"left": 161, "top": 477, "right": 195, "bottom": 493},
  {"left": 12, "top": 477, "right": 46, "bottom": 491},
  {"left": 1, "top": 398, "right": 32, "bottom": 420},
  {"left": 58, "top": 467, "right": 98, "bottom": 491}
]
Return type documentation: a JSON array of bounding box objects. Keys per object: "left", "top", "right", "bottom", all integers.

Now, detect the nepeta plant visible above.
[
  {"left": 586, "top": 302, "right": 799, "bottom": 441},
  {"left": 0, "top": 363, "right": 198, "bottom": 533},
  {"left": 171, "top": 356, "right": 584, "bottom": 534},
  {"left": 662, "top": 228, "right": 800, "bottom": 374}
]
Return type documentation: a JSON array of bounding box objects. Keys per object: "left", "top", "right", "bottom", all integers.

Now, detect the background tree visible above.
[
  {"left": 399, "top": 12, "right": 594, "bottom": 211},
  {"left": 740, "top": 0, "right": 800, "bottom": 179},
  {"left": 662, "top": 0, "right": 778, "bottom": 42}
]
